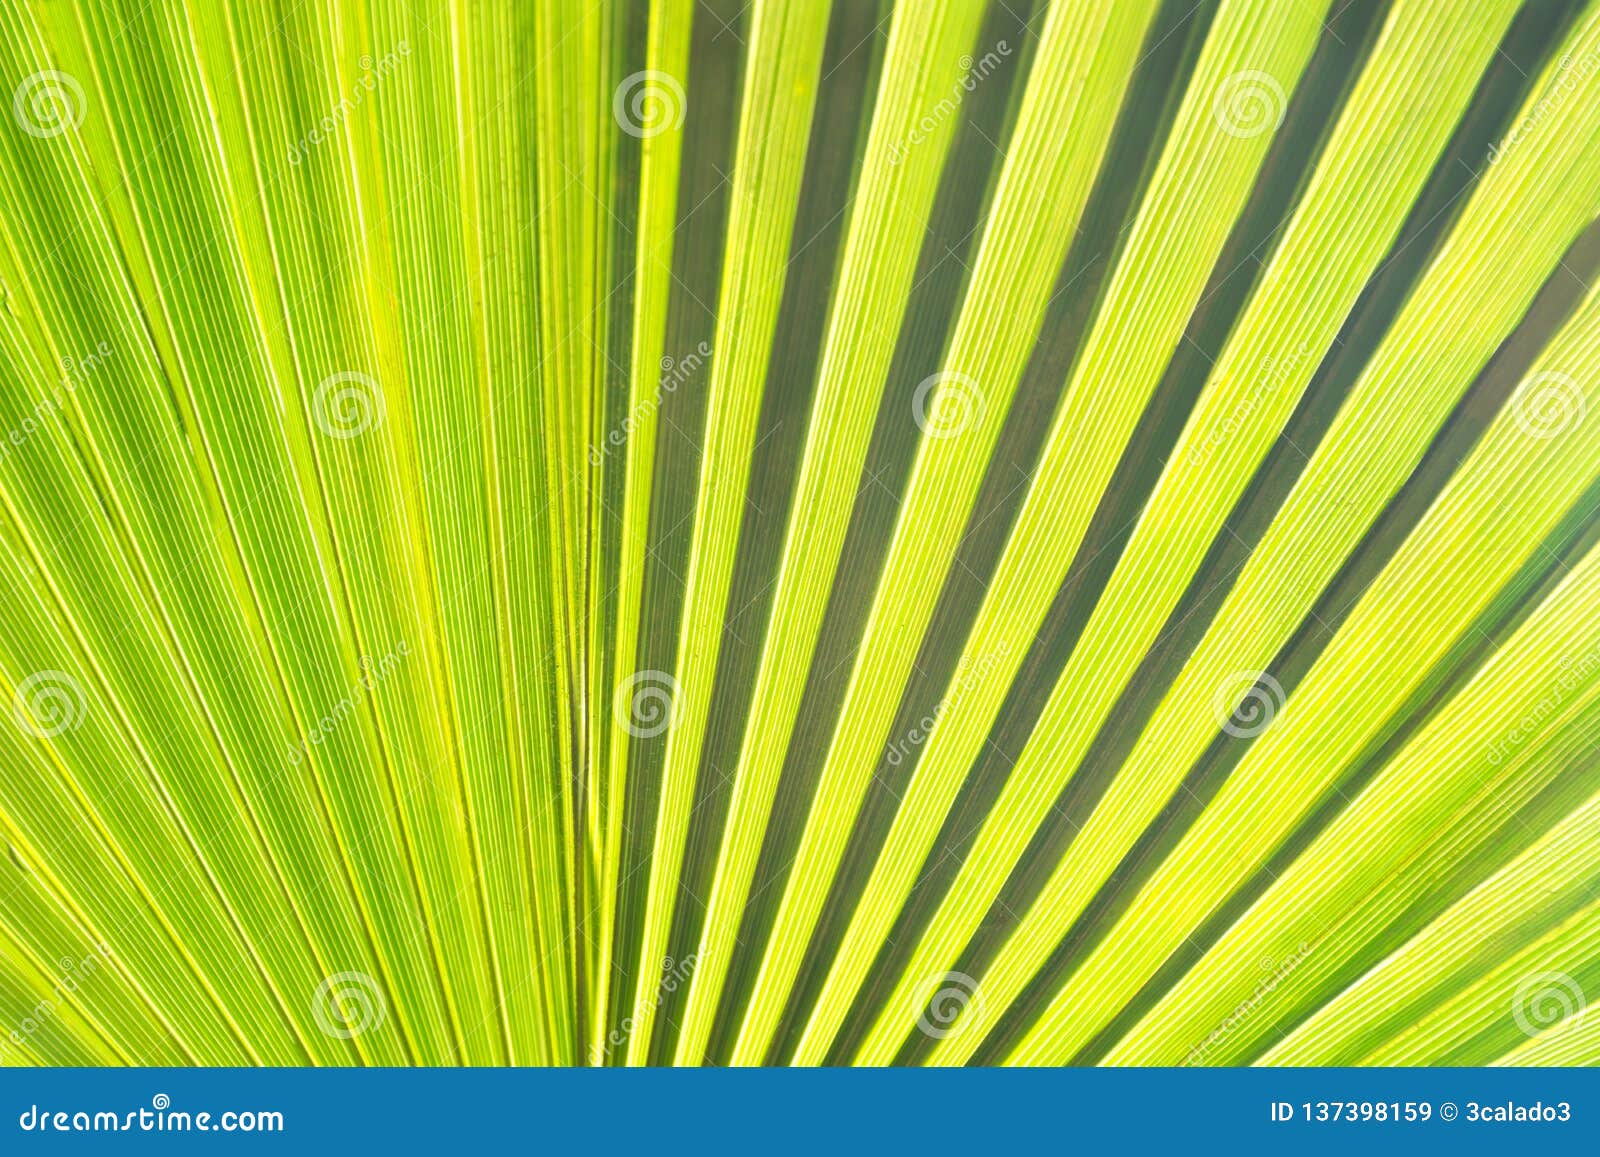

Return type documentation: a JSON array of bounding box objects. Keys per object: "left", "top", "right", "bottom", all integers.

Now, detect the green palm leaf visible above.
[{"left": 0, "top": 0, "right": 1597, "bottom": 1069}]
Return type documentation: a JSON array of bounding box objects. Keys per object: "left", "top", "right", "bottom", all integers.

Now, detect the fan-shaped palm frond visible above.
[{"left": 0, "top": 0, "right": 1597, "bottom": 1068}]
